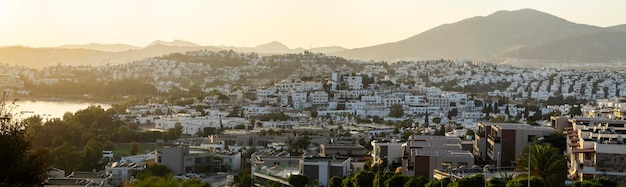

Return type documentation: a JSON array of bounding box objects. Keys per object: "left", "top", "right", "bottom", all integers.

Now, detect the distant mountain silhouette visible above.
[
  {"left": 9, "top": 8, "right": 624, "bottom": 67},
  {"left": 219, "top": 41, "right": 346, "bottom": 54},
  {"left": 502, "top": 30, "right": 626, "bottom": 63},
  {"left": 334, "top": 9, "right": 601, "bottom": 61},
  {"left": 607, "top": 24, "right": 626, "bottom": 32},
  {"left": 57, "top": 43, "right": 141, "bottom": 52},
  {"left": 3, "top": 40, "right": 347, "bottom": 68},
  {"left": 145, "top": 40, "right": 200, "bottom": 47},
  {"left": 0, "top": 45, "right": 221, "bottom": 68},
  {"left": 254, "top": 41, "right": 291, "bottom": 53},
  {"left": 310, "top": 46, "right": 347, "bottom": 54}
]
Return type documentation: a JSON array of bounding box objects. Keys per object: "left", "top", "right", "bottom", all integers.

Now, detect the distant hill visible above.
[
  {"left": 334, "top": 9, "right": 601, "bottom": 61},
  {"left": 145, "top": 40, "right": 200, "bottom": 47},
  {"left": 57, "top": 43, "right": 141, "bottom": 52},
  {"left": 0, "top": 45, "right": 221, "bottom": 68},
  {"left": 0, "top": 46, "right": 109, "bottom": 68},
  {"left": 1, "top": 39, "right": 348, "bottom": 68},
  {"left": 607, "top": 24, "right": 626, "bottom": 32},
  {"left": 218, "top": 41, "right": 346, "bottom": 54},
  {"left": 310, "top": 46, "right": 347, "bottom": 54},
  {"left": 253, "top": 41, "right": 292, "bottom": 53},
  {"left": 501, "top": 31, "right": 626, "bottom": 63}
]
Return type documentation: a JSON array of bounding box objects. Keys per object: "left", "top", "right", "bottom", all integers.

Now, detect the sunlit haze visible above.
[{"left": 1, "top": 0, "right": 625, "bottom": 49}]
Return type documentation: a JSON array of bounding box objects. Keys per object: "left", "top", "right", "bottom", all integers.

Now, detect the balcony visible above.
[
  {"left": 475, "top": 131, "right": 485, "bottom": 137},
  {"left": 576, "top": 159, "right": 599, "bottom": 174},
  {"left": 487, "top": 134, "right": 500, "bottom": 143}
]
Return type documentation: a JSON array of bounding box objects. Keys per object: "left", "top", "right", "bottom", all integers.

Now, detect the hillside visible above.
[
  {"left": 501, "top": 31, "right": 626, "bottom": 63},
  {"left": 145, "top": 40, "right": 201, "bottom": 47},
  {"left": 334, "top": 9, "right": 601, "bottom": 61},
  {"left": 57, "top": 43, "right": 141, "bottom": 52},
  {"left": 0, "top": 45, "right": 221, "bottom": 68}
]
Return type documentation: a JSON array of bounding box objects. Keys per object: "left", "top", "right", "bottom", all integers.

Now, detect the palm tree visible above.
[{"left": 516, "top": 143, "right": 567, "bottom": 187}]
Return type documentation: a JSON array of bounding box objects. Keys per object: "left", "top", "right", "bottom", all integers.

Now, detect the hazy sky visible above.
[{"left": 1, "top": 0, "right": 625, "bottom": 49}]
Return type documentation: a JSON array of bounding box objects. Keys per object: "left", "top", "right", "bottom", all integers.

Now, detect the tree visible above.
[
  {"left": 240, "top": 174, "right": 253, "bottom": 187},
  {"left": 447, "top": 108, "right": 458, "bottom": 120},
  {"left": 373, "top": 172, "right": 393, "bottom": 187},
  {"left": 134, "top": 174, "right": 211, "bottom": 187},
  {"left": 448, "top": 174, "right": 485, "bottom": 187},
  {"left": 82, "top": 138, "right": 105, "bottom": 171},
  {"left": 329, "top": 176, "right": 343, "bottom": 187},
  {"left": 342, "top": 175, "right": 355, "bottom": 187},
  {"left": 288, "top": 136, "right": 311, "bottom": 155},
  {"left": 568, "top": 105, "right": 582, "bottom": 116},
  {"left": 434, "top": 125, "right": 446, "bottom": 136},
  {"left": 504, "top": 176, "right": 543, "bottom": 187},
  {"left": 487, "top": 177, "right": 506, "bottom": 187},
  {"left": 130, "top": 142, "right": 140, "bottom": 155},
  {"left": 181, "top": 178, "right": 212, "bottom": 187},
  {"left": 385, "top": 174, "right": 408, "bottom": 187},
  {"left": 516, "top": 144, "right": 566, "bottom": 187},
  {"left": 432, "top": 117, "right": 441, "bottom": 124},
  {"left": 572, "top": 177, "right": 617, "bottom": 187},
  {"left": 0, "top": 95, "right": 50, "bottom": 186},
  {"left": 133, "top": 175, "right": 179, "bottom": 187},
  {"left": 117, "top": 125, "right": 133, "bottom": 143},
  {"left": 51, "top": 142, "right": 82, "bottom": 173},
  {"left": 389, "top": 104, "right": 404, "bottom": 118},
  {"left": 543, "top": 131, "right": 566, "bottom": 153},
  {"left": 135, "top": 164, "right": 172, "bottom": 179},
  {"left": 288, "top": 174, "right": 308, "bottom": 187},
  {"left": 425, "top": 178, "right": 450, "bottom": 187},
  {"left": 352, "top": 171, "right": 375, "bottom": 187},
  {"left": 404, "top": 176, "right": 428, "bottom": 187},
  {"left": 167, "top": 123, "right": 183, "bottom": 140},
  {"left": 490, "top": 115, "right": 506, "bottom": 123}
]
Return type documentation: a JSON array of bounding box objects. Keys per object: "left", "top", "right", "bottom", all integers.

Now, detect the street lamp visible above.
[
  {"left": 528, "top": 137, "right": 543, "bottom": 187},
  {"left": 377, "top": 155, "right": 387, "bottom": 187}
]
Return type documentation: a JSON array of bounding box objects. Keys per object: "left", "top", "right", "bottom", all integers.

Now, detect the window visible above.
[
  {"left": 442, "top": 162, "right": 452, "bottom": 169},
  {"left": 458, "top": 162, "right": 468, "bottom": 167}
]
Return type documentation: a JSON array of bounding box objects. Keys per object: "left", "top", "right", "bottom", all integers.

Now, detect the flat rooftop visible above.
[
  {"left": 488, "top": 123, "right": 554, "bottom": 131},
  {"left": 411, "top": 135, "right": 461, "bottom": 141},
  {"left": 302, "top": 156, "right": 350, "bottom": 164},
  {"left": 412, "top": 149, "right": 474, "bottom": 158},
  {"left": 571, "top": 117, "right": 626, "bottom": 124}
]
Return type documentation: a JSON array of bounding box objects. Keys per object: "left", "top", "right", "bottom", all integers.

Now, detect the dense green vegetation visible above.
[
  {"left": 23, "top": 106, "right": 177, "bottom": 173},
  {"left": 162, "top": 50, "right": 249, "bottom": 67},
  {"left": 516, "top": 144, "right": 567, "bottom": 187},
  {"left": 130, "top": 164, "right": 212, "bottom": 186},
  {"left": 0, "top": 96, "right": 49, "bottom": 186}
]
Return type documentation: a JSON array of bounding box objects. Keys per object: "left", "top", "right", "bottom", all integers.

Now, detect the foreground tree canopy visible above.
[
  {"left": 0, "top": 95, "right": 49, "bottom": 186},
  {"left": 516, "top": 143, "right": 567, "bottom": 187}
]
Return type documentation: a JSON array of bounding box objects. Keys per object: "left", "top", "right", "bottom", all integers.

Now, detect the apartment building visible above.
[
  {"left": 475, "top": 122, "right": 554, "bottom": 167},
  {"left": 401, "top": 135, "right": 474, "bottom": 179},
  {"left": 565, "top": 117, "right": 626, "bottom": 183},
  {"left": 300, "top": 157, "right": 351, "bottom": 187},
  {"left": 158, "top": 145, "right": 220, "bottom": 175},
  {"left": 371, "top": 140, "right": 404, "bottom": 168},
  {"left": 250, "top": 151, "right": 301, "bottom": 186}
]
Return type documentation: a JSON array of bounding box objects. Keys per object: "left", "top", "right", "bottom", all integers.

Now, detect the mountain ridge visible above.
[
  {"left": 145, "top": 40, "right": 201, "bottom": 47},
  {"left": 333, "top": 8, "right": 602, "bottom": 61},
  {"left": 3, "top": 8, "right": 625, "bottom": 67},
  {"left": 57, "top": 43, "right": 141, "bottom": 52}
]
